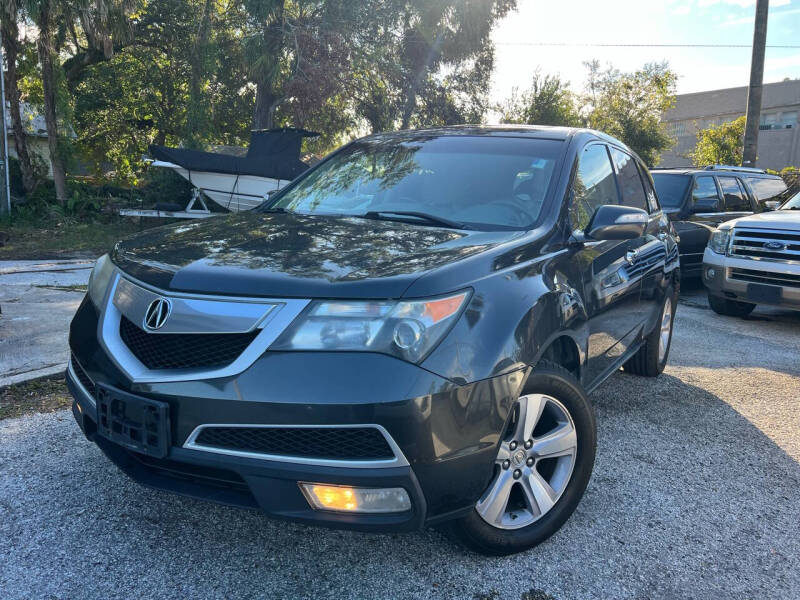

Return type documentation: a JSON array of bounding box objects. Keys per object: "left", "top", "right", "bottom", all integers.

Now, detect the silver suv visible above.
[{"left": 702, "top": 204, "right": 800, "bottom": 316}]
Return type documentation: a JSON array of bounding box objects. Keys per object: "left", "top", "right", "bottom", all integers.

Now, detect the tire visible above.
[
  {"left": 449, "top": 361, "right": 596, "bottom": 556},
  {"left": 707, "top": 292, "right": 755, "bottom": 317},
  {"left": 623, "top": 287, "right": 677, "bottom": 377}
]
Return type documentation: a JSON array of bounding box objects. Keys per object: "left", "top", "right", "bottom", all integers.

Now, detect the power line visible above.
[{"left": 494, "top": 41, "right": 800, "bottom": 49}]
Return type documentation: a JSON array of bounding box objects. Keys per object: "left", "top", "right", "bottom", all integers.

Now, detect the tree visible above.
[
  {"left": 496, "top": 71, "right": 581, "bottom": 127},
  {"left": 689, "top": 116, "right": 746, "bottom": 166},
  {"left": 583, "top": 60, "right": 677, "bottom": 166},
  {"left": 1, "top": 0, "right": 37, "bottom": 194}
]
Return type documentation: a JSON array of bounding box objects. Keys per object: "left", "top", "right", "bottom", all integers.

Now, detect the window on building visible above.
[
  {"left": 779, "top": 112, "right": 797, "bottom": 129},
  {"left": 669, "top": 121, "right": 686, "bottom": 137},
  {"left": 760, "top": 113, "right": 779, "bottom": 130}
]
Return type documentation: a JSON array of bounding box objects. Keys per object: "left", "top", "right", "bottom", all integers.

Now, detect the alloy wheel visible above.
[
  {"left": 658, "top": 296, "right": 673, "bottom": 363},
  {"left": 476, "top": 394, "right": 577, "bottom": 530}
]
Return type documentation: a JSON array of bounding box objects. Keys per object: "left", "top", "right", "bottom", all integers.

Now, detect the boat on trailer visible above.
[{"left": 121, "top": 128, "right": 318, "bottom": 219}]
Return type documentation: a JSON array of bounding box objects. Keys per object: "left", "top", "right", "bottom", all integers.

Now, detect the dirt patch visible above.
[{"left": 0, "top": 377, "right": 72, "bottom": 420}]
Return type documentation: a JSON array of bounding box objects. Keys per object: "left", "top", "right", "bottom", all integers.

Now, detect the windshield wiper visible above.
[{"left": 361, "top": 210, "right": 468, "bottom": 230}]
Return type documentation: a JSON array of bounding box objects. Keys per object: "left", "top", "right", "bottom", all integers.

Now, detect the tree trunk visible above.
[
  {"left": 186, "top": 0, "right": 213, "bottom": 147},
  {"left": 1, "top": 14, "right": 37, "bottom": 194},
  {"left": 253, "top": 84, "right": 280, "bottom": 130},
  {"left": 36, "top": 8, "right": 67, "bottom": 204}
]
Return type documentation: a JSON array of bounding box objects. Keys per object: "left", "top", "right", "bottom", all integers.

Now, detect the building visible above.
[
  {"left": 3, "top": 101, "right": 53, "bottom": 176},
  {"left": 660, "top": 79, "right": 800, "bottom": 170}
]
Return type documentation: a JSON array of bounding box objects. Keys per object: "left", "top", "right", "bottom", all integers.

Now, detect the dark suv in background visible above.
[
  {"left": 68, "top": 126, "right": 679, "bottom": 555},
  {"left": 651, "top": 165, "right": 789, "bottom": 277}
]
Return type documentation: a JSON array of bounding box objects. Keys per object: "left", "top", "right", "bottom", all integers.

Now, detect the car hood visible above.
[
  {"left": 722, "top": 210, "right": 800, "bottom": 231},
  {"left": 111, "top": 212, "right": 523, "bottom": 298}
]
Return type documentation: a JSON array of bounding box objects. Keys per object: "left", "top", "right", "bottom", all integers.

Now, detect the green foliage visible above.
[
  {"left": 583, "top": 61, "right": 677, "bottom": 166},
  {"left": 497, "top": 71, "right": 581, "bottom": 127},
  {"left": 689, "top": 116, "right": 746, "bottom": 167}
]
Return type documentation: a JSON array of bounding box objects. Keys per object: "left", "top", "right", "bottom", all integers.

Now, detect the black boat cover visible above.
[{"left": 149, "top": 128, "right": 319, "bottom": 181}]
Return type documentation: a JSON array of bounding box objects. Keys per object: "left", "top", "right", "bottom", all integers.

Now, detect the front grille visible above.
[
  {"left": 119, "top": 316, "right": 259, "bottom": 370},
  {"left": 730, "top": 267, "right": 800, "bottom": 288},
  {"left": 192, "top": 426, "right": 396, "bottom": 461},
  {"left": 71, "top": 355, "right": 96, "bottom": 397},
  {"left": 730, "top": 228, "right": 800, "bottom": 262}
]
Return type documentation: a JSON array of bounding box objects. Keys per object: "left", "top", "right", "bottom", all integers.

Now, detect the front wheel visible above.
[
  {"left": 623, "top": 288, "right": 677, "bottom": 377},
  {"left": 450, "top": 361, "right": 596, "bottom": 555}
]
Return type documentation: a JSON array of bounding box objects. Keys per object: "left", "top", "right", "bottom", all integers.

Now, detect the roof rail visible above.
[
  {"left": 703, "top": 164, "right": 767, "bottom": 174},
  {"left": 650, "top": 166, "right": 688, "bottom": 170}
]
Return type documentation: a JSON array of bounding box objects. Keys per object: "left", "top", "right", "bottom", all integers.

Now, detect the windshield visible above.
[
  {"left": 267, "top": 135, "right": 563, "bottom": 229},
  {"left": 781, "top": 191, "right": 800, "bottom": 210},
  {"left": 652, "top": 173, "right": 691, "bottom": 209}
]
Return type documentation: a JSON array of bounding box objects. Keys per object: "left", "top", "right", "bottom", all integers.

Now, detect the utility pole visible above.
[
  {"left": 0, "top": 27, "right": 10, "bottom": 217},
  {"left": 742, "top": 0, "right": 769, "bottom": 167}
]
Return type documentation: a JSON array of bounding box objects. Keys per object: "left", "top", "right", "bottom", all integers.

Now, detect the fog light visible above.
[
  {"left": 299, "top": 483, "right": 411, "bottom": 513},
  {"left": 706, "top": 267, "right": 716, "bottom": 279}
]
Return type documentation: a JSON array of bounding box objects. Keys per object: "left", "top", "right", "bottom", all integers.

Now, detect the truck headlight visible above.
[
  {"left": 708, "top": 229, "right": 731, "bottom": 254},
  {"left": 87, "top": 254, "right": 116, "bottom": 307},
  {"left": 270, "top": 291, "right": 470, "bottom": 363}
]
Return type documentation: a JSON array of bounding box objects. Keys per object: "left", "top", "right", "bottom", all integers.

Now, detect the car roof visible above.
[{"left": 650, "top": 167, "right": 781, "bottom": 179}]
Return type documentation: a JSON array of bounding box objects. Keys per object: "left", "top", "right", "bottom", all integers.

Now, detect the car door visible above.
[{"left": 564, "top": 142, "right": 646, "bottom": 387}]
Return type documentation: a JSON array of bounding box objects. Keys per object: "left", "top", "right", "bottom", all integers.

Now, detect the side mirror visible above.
[
  {"left": 586, "top": 205, "right": 648, "bottom": 241},
  {"left": 690, "top": 197, "right": 719, "bottom": 213},
  {"left": 763, "top": 200, "right": 780, "bottom": 211}
]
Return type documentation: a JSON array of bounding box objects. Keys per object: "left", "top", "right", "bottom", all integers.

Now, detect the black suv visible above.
[
  {"left": 651, "top": 165, "right": 789, "bottom": 277},
  {"left": 67, "top": 126, "right": 679, "bottom": 555}
]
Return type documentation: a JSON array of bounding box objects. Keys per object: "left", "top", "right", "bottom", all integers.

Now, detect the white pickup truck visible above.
[{"left": 702, "top": 193, "right": 800, "bottom": 316}]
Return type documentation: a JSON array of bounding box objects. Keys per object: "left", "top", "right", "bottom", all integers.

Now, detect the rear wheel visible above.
[
  {"left": 707, "top": 292, "right": 755, "bottom": 317},
  {"left": 450, "top": 362, "right": 596, "bottom": 555},
  {"left": 623, "top": 288, "right": 677, "bottom": 377}
]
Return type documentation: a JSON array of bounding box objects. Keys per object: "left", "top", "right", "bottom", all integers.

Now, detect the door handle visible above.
[
  {"left": 657, "top": 232, "right": 667, "bottom": 241},
  {"left": 625, "top": 249, "right": 638, "bottom": 264}
]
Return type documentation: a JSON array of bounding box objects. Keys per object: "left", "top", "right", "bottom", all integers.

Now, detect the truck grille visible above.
[
  {"left": 729, "top": 267, "right": 800, "bottom": 289},
  {"left": 191, "top": 426, "right": 396, "bottom": 461},
  {"left": 120, "top": 316, "right": 259, "bottom": 370},
  {"left": 730, "top": 228, "right": 800, "bottom": 262}
]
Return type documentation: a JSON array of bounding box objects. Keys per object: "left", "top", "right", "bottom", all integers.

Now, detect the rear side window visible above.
[
  {"left": 570, "top": 144, "right": 618, "bottom": 231},
  {"left": 652, "top": 174, "right": 691, "bottom": 209},
  {"left": 691, "top": 176, "right": 721, "bottom": 212},
  {"left": 718, "top": 177, "right": 751, "bottom": 212},
  {"left": 609, "top": 148, "right": 648, "bottom": 211},
  {"left": 745, "top": 177, "right": 790, "bottom": 208}
]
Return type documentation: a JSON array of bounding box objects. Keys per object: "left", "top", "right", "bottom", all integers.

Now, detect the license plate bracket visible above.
[
  {"left": 96, "top": 384, "right": 170, "bottom": 458},
  {"left": 746, "top": 283, "right": 782, "bottom": 304}
]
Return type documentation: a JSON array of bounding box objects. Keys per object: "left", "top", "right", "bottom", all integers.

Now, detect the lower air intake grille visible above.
[
  {"left": 730, "top": 267, "right": 800, "bottom": 288},
  {"left": 120, "top": 316, "right": 259, "bottom": 370},
  {"left": 192, "top": 426, "right": 396, "bottom": 461},
  {"left": 71, "top": 355, "right": 96, "bottom": 396}
]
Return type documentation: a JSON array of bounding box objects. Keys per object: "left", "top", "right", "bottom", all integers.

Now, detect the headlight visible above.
[
  {"left": 270, "top": 291, "right": 470, "bottom": 363},
  {"left": 87, "top": 254, "right": 116, "bottom": 307},
  {"left": 708, "top": 229, "right": 731, "bottom": 254}
]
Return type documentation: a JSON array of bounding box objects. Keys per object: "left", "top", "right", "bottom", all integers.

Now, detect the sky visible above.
[{"left": 490, "top": 0, "right": 800, "bottom": 105}]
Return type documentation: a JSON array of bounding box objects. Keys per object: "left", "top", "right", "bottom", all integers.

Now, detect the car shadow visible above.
[{"left": 4, "top": 367, "right": 799, "bottom": 599}]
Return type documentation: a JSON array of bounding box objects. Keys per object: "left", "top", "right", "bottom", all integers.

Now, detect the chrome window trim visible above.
[
  {"left": 183, "top": 423, "right": 410, "bottom": 469},
  {"left": 67, "top": 358, "right": 96, "bottom": 409},
  {"left": 97, "top": 270, "right": 311, "bottom": 384}
]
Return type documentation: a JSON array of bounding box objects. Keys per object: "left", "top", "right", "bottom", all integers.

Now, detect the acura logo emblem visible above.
[{"left": 144, "top": 298, "right": 171, "bottom": 330}]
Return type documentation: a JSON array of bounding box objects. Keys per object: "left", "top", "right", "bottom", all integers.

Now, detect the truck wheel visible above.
[
  {"left": 707, "top": 292, "right": 755, "bottom": 317},
  {"left": 450, "top": 361, "right": 596, "bottom": 556},
  {"left": 623, "top": 288, "right": 677, "bottom": 377}
]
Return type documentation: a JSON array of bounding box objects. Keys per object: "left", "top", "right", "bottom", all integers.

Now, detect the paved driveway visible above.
[{"left": 1, "top": 285, "right": 799, "bottom": 600}]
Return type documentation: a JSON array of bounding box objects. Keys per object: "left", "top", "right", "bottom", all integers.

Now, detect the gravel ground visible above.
[{"left": 1, "top": 291, "right": 799, "bottom": 600}]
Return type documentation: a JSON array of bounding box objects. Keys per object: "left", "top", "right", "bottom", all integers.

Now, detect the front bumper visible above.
[
  {"left": 702, "top": 249, "right": 800, "bottom": 309},
  {"left": 68, "top": 297, "right": 525, "bottom": 532}
]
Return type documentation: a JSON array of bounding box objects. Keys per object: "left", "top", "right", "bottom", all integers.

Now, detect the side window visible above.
[
  {"left": 637, "top": 161, "right": 660, "bottom": 212},
  {"left": 745, "top": 176, "right": 790, "bottom": 208},
  {"left": 691, "top": 176, "right": 721, "bottom": 212},
  {"left": 718, "top": 176, "right": 751, "bottom": 212},
  {"left": 609, "top": 148, "right": 648, "bottom": 211},
  {"left": 569, "top": 144, "right": 618, "bottom": 231}
]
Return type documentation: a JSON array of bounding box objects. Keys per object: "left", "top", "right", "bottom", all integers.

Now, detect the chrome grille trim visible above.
[
  {"left": 183, "top": 423, "right": 410, "bottom": 469},
  {"left": 729, "top": 227, "right": 800, "bottom": 264},
  {"left": 729, "top": 267, "right": 800, "bottom": 289},
  {"left": 98, "top": 271, "right": 310, "bottom": 384}
]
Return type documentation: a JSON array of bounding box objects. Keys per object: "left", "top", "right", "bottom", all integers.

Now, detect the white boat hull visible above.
[{"left": 151, "top": 161, "right": 290, "bottom": 212}]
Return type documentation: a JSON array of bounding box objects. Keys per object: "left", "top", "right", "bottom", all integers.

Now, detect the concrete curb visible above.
[{"left": 0, "top": 363, "right": 67, "bottom": 389}]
